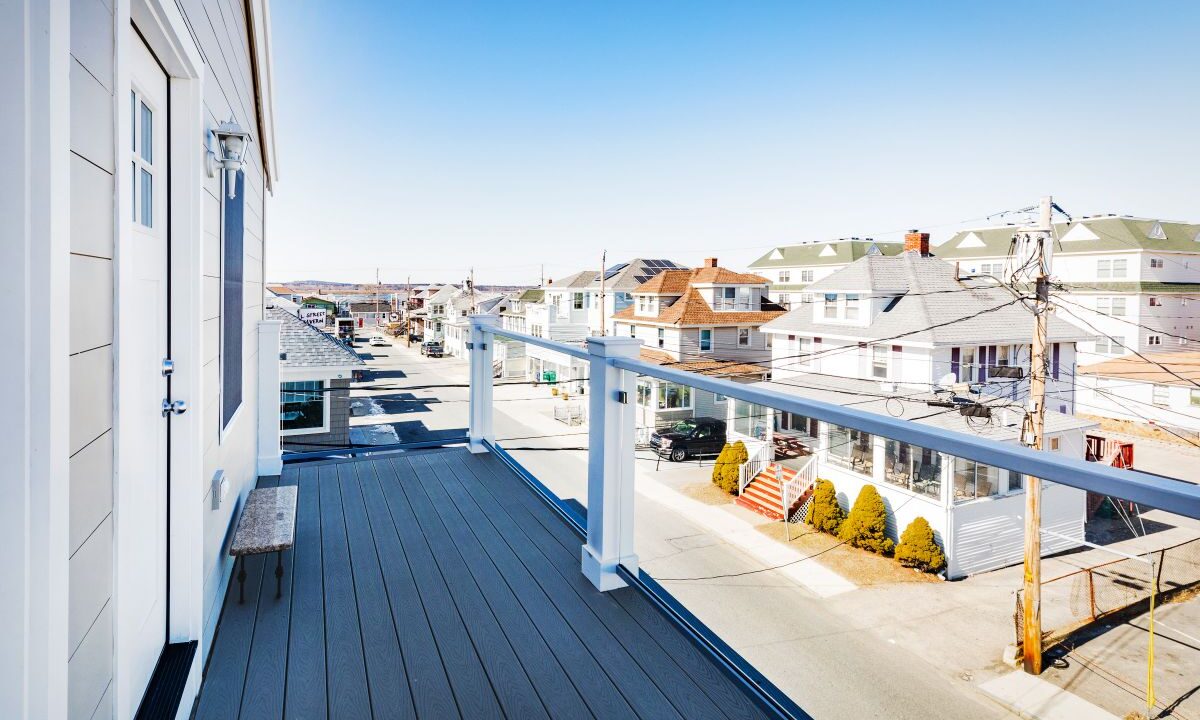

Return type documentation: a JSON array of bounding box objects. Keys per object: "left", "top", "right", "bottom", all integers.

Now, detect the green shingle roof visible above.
[
  {"left": 936, "top": 217, "right": 1200, "bottom": 258},
  {"left": 748, "top": 240, "right": 904, "bottom": 269}
]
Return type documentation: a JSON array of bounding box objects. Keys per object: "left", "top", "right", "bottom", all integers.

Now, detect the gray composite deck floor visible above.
[{"left": 193, "top": 447, "right": 773, "bottom": 720}]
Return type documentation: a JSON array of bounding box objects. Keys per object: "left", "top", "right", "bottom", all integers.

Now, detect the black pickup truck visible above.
[{"left": 650, "top": 417, "right": 727, "bottom": 462}]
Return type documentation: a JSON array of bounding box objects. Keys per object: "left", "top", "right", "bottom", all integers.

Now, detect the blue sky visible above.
[{"left": 266, "top": 1, "right": 1199, "bottom": 285}]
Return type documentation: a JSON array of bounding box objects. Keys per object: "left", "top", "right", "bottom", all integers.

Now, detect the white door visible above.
[{"left": 126, "top": 31, "right": 170, "bottom": 704}]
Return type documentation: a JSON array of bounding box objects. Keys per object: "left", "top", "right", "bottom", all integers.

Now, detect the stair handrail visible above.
[
  {"left": 737, "top": 441, "right": 773, "bottom": 496},
  {"left": 782, "top": 456, "right": 817, "bottom": 541}
]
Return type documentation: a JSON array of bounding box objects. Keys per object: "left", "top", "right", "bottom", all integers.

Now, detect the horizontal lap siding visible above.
[
  {"left": 174, "top": 0, "right": 268, "bottom": 656},
  {"left": 949, "top": 484, "right": 1085, "bottom": 579},
  {"left": 68, "top": 1, "right": 115, "bottom": 715}
]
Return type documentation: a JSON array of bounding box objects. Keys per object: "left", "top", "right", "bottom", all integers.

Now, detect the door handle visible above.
[{"left": 162, "top": 399, "right": 188, "bottom": 417}]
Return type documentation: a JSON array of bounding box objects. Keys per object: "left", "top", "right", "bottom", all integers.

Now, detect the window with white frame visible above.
[
  {"left": 628, "top": 324, "right": 636, "bottom": 338},
  {"left": 823, "top": 293, "right": 838, "bottom": 319},
  {"left": 657, "top": 328, "right": 665, "bottom": 348},
  {"left": 845, "top": 294, "right": 860, "bottom": 320},
  {"left": 827, "top": 426, "right": 873, "bottom": 475},
  {"left": 778, "top": 292, "right": 790, "bottom": 308},
  {"left": 801, "top": 270, "right": 814, "bottom": 282},
  {"left": 1153, "top": 384, "right": 1170, "bottom": 405},
  {"left": 573, "top": 293, "right": 584, "bottom": 310},
  {"left": 801, "top": 292, "right": 814, "bottom": 303},
  {"left": 779, "top": 271, "right": 791, "bottom": 283},
  {"left": 797, "top": 337, "right": 812, "bottom": 366},
  {"left": 953, "top": 458, "right": 1001, "bottom": 502},
  {"left": 884, "top": 440, "right": 941, "bottom": 498},
  {"left": 958, "top": 346, "right": 977, "bottom": 382},
  {"left": 281, "top": 381, "right": 327, "bottom": 434},
  {"left": 1190, "top": 389, "right": 1200, "bottom": 406},
  {"left": 1148, "top": 335, "right": 1162, "bottom": 346},
  {"left": 1150, "top": 258, "right": 1165, "bottom": 269},
  {"left": 637, "top": 295, "right": 647, "bottom": 313},
  {"left": 699, "top": 328, "right": 712, "bottom": 352},
  {"left": 738, "top": 328, "right": 750, "bottom": 346},
  {"left": 871, "top": 345, "right": 888, "bottom": 378},
  {"left": 657, "top": 381, "right": 692, "bottom": 410},
  {"left": 1150, "top": 297, "right": 1162, "bottom": 307},
  {"left": 1113, "top": 258, "right": 1128, "bottom": 278}
]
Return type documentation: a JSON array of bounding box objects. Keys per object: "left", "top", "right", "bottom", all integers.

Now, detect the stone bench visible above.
[{"left": 229, "top": 486, "right": 297, "bottom": 603}]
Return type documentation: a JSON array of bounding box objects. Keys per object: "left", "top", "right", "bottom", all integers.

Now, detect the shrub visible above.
[
  {"left": 839, "top": 485, "right": 894, "bottom": 555},
  {"left": 805, "top": 479, "right": 845, "bottom": 535},
  {"left": 895, "top": 517, "right": 946, "bottom": 574},
  {"left": 711, "top": 441, "right": 748, "bottom": 495}
]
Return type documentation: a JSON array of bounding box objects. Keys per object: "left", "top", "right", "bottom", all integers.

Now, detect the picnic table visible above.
[{"left": 229, "top": 486, "right": 297, "bottom": 603}]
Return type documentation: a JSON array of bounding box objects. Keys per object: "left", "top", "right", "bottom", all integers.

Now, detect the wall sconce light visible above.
[{"left": 207, "top": 118, "right": 252, "bottom": 199}]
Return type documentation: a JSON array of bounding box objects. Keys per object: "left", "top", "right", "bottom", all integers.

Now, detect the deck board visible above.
[{"left": 195, "top": 448, "right": 776, "bottom": 720}]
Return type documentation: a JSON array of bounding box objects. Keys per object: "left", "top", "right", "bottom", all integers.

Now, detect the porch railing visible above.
[
  {"left": 781, "top": 457, "right": 817, "bottom": 541},
  {"left": 466, "top": 315, "right": 1200, "bottom": 591},
  {"left": 738, "top": 441, "right": 773, "bottom": 495}
]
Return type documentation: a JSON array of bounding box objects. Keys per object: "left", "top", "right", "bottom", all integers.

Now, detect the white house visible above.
[
  {"left": 745, "top": 233, "right": 1097, "bottom": 578},
  {"left": 611, "top": 259, "right": 784, "bottom": 433},
  {"left": 1077, "top": 351, "right": 1200, "bottom": 438},
  {"left": 749, "top": 238, "right": 904, "bottom": 310},
  {"left": 4, "top": 0, "right": 279, "bottom": 717},
  {"left": 935, "top": 216, "right": 1200, "bottom": 364}
]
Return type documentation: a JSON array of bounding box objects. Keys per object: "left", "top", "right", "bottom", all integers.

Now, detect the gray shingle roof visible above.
[
  {"left": 585, "top": 258, "right": 690, "bottom": 291},
  {"left": 547, "top": 270, "right": 599, "bottom": 289},
  {"left": 760, "top": 252, "right": 1093, "bottom": 345},
  {"left": 268, "top": 307, "right": 364, "bottom": 369}
]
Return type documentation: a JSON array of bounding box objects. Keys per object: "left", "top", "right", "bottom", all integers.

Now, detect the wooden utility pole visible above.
[
  {"left": 405, "top": 274, "right": 412, "bottom": 347},
  {"left": 1022, "top": 195, "right": 1054, "bottom": 675}
]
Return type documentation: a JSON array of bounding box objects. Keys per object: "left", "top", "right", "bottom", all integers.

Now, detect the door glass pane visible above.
[
  {"left": 140, "top": 168, "right": 153, "bottom": 227},
  {"left": 140, "top": 102, "right": 153, "bottom": 163},
  {"left": 131, "top": 91, "right": 136, "bottom": 151},
  {"left": 131, "top": 161, "right": 137, "bottom": 221}
]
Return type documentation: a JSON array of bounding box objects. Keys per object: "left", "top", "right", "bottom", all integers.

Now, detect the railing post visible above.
[
  {"left": 468, "top": 314, "right": 500, "bottom": 454},
  {"left": 581, "top": 336, "right": 642, "bottom": 591},
  {"left": 257, "top": 320, "right": 283, "bottom": 475}
]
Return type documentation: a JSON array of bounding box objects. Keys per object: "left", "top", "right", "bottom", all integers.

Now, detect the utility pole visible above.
[
  {"left": 405, "top": 274, "right": 412, "bottom": 347},
  {"left": 375, "top": 267, "right": 381, "bottom": 328},
  {"left": 540, "top": 264, "right": 544, "bottom": 288},
  {"left": 1021, "top": 195, "right": 1054, "bottom": 675},
  {"left": 598, "top": 250, "right": 607, "bottom": 336}
]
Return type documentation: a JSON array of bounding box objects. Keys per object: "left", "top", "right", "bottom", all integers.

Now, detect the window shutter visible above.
[{"left": 1052, "top": 342, "right": 1061, "bottom": 380}]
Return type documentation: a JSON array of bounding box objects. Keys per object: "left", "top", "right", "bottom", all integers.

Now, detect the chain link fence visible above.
[{"left": 1015, "top": 536, "right": 1200, "bottom": 649}]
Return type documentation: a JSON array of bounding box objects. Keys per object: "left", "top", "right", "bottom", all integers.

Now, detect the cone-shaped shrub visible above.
[
  {"left": 895, "top": 517, "right": 946, "bottom": 573},
  {"left": 712, "top": 440, "right": 749, "bottom": 494},
  {"left": 805, "top": 479, "right": 844, "bottom": 534},
  {"left": 839, "top": 485, "right": 894, "bottom": 555},
  {"left": 711, "top": 443, "right": 734, "bottom": 488}
]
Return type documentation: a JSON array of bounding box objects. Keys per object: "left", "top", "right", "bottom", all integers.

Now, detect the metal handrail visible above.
[{"left": 486, "top": 326, "right": 591, "bottom": 360}]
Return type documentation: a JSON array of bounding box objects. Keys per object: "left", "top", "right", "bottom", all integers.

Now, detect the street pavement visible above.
[{"left": 349, "top": 337, "right": 1018, "bottom": 719}]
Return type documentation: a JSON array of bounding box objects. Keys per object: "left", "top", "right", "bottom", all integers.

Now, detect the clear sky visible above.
[{"left": 266, "top": 1, "right": 1199, "bottom": 286}]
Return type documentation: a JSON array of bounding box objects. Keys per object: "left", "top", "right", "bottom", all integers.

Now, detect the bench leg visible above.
[
  {"left": 237, "top": 557, "right": 246, "bottom": 604},
  {"left": 275, "top": 551, "right": 283, "bottom": 599}
]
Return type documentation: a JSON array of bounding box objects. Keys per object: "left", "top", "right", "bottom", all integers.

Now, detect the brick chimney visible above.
[
  {"left": 703, "top": 257, "right": 719, "bottom": 268},
  {"left": 904, "top": 230, "right": 930, "bottom": 256}
]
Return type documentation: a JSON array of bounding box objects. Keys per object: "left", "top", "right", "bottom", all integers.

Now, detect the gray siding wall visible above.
[
  {"left": 282, "top": 380, "right": 352, "bottom": 452},
  {"left": 68, "top": 0, "right": 115, "bottom": 715},
  {"left": 66, "top": 1, "right": 268, "bottom": 716},
  {"left": 180, "top": 0, "right": 268, "bottom": 654}
]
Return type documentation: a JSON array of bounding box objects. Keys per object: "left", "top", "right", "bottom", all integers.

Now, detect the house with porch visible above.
[
  {"left": 741, "top": 232, "right": 1096, "bottom": 578},
  {"left": 611, "top": 259, "right": 784, "bottom": 436}
]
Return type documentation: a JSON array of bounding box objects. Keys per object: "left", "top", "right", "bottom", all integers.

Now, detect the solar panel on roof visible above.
[
  {"left": 603, "top": 262, "right": 629, "bottom": 280},
  {"left": 634, "top": 275, "right": 651, "bottom": 283}
]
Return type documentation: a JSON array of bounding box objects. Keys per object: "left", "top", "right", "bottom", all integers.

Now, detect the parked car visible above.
[
  {"left": 421, "top": 341, "right": 444, "bottom": 358},
  {"left": 650, "top": 417, "right": 727, "bottom": 462},
  {"left": 408, "top": 333, "right": 423, "bottom": 343},
  {"left": 369, "top": 334, "right": 389, "bottom": 347}
]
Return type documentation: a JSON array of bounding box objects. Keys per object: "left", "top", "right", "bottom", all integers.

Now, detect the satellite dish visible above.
[{"left": 934, "top": 372, "right": 957, "bottom": 392}]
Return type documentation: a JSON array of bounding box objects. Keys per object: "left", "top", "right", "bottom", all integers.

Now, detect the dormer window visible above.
[{"left": 823, "top": 293, "right": 838, "bottom": 319}]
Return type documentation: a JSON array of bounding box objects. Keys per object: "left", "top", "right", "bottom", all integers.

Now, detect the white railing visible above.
[
  {"left": 713, "top": 298, "right": 754, "bottom": 311},
  {"left": 738, "top": 441, "right": 773, "bottom": 495},
  {"left": 781, "top": 457, "right": 817, "bottom": 541},
  {"left": 466, "top": 315, "right": 1200, "bottom": 591}
]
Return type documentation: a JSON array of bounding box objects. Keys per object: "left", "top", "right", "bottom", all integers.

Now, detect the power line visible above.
[{"left": 1051, "top": 301, "right": 1200, "bottom": 390}]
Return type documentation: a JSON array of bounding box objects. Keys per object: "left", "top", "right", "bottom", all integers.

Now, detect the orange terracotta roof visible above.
[
  {"left": 634, "top": 268, "right": 769, "bottom": 295},
  {"left": 613, "top": 288, "right": 785, "bottom": 326}
]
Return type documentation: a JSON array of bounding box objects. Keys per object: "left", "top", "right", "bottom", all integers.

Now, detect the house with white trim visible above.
[
  {"left": 749, "top": 238, "right": 904, "bottom": 310},
  {"left": 4, "top": 0, "right": 281, "bottom": 716},
  {"left": 611, "top": 259, "right": 784, "bottom": 433},
  {"left": 742, "top": 233, "right": 1097, "bottom": 578},
  {"left": 1077, "top": 351, "right": 1200, "bottom": 438},
  {"left": 935, "top": 216, "right": 1200, "bottom": 364}
]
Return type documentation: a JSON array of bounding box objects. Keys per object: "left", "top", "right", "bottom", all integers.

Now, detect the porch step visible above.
[{"left": 735, "top": 463, "right": 808, "bottom": 522}]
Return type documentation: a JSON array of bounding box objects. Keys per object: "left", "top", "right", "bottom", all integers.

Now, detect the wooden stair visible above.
[{"left": 735, "top": 463, "right": 811, "bottom": 521}]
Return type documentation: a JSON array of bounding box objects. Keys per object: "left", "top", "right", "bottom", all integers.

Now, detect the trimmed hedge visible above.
[
  {"left": 839, "top": 485, "right": 894, "bottom": 555},
  {"left": 895, "top": 517, "right": 946, "bottom": 573},
  {"left": 711, "top": 441, "right": 747, "bottom": 494},
  {"left": 805, "top": 479, "right": 844, "bottom": 535}
]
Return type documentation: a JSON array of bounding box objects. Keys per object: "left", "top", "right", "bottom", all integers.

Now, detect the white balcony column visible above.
[
  {"left": 257, "top": 320, "right": 283, "bottom": 475},
  {"left": 582, "top": 336, "right": 642, "bottom": 591},
  {"left": 468, "top": 314, "right": 501, "bottom": 453}
]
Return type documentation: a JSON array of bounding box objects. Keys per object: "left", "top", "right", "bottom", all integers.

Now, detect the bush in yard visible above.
[
  {"left": 710, "top": 441, "right": 748, "bottom": 495},
  {"left": 895, "top": 517, "right": 946, "bottom": 574},
  {"left": 839, "top": 485, "right": 894, "bottom": 555},
  {"left": 805, "top": 479, "right": 844, "bottom": 535}
]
